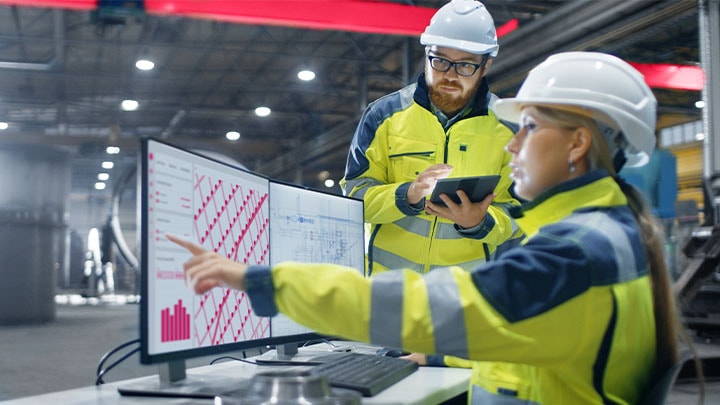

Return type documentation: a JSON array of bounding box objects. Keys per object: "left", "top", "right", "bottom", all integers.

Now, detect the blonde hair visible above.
[{"left": 528, "top": 105, "right": 692, "bottom": 386}]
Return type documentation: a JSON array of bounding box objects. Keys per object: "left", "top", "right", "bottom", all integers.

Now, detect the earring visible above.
[{"left": 568, "top": 159, "right": 576, "bottom": 174}]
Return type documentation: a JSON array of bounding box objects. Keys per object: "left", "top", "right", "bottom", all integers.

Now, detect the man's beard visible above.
[{"left": 428, "top": 80, "right": 474, "bottom": 116}]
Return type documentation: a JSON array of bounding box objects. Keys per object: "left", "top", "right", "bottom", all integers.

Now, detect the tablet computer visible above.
[{"left": 428, "top": 175, "right": 501, "bottom": 207}]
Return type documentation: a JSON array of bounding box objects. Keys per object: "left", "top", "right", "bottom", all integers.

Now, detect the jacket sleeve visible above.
[
  {"left": 246, "top": 232, "right": 608, "bottom": 369},
  {"left": 425, "top": 354, "right": 474, "bottom": 368}
]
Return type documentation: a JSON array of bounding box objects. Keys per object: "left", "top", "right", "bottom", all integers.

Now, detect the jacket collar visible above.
[{"left": 510, "top": 169, "right": 628, "bottom": 238}]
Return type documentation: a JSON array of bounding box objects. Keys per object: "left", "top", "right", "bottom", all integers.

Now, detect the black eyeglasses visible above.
[{"left": 427, "top": 55, "right": 486, "bottom": 77}]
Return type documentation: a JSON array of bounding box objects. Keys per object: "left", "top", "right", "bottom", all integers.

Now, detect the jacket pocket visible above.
[{"left": 388, "top": 136, "right": 437, "bottom": 182}]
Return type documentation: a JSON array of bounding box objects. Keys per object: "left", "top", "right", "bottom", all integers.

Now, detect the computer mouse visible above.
[{"left": 375, "top": 347, "right": 409, "bottom": 357}]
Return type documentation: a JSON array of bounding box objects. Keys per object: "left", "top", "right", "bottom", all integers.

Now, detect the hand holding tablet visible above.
[{"left": 428, "top": 175, "right": 500, "bottom": 207}]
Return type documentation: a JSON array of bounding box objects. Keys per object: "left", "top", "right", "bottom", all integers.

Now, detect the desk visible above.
[{"left": 1, "top": 344, "right": 470, "bottom": 405}]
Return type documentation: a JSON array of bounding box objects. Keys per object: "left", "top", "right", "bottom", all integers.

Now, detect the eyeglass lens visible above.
[{"left": 429, "top": 56, "right": 481, "bottom": 76}]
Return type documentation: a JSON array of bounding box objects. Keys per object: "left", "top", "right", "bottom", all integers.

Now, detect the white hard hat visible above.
[
  {"left": 420, "top": 0, "right": 499, "bottom": 57},
  {"left": 494, "top": 52, "right": 657, "bottom": 168}
]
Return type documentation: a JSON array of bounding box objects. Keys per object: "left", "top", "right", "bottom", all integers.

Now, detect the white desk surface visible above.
[{"left": 1, "top": 343, "right": 471, "bottom": 405}]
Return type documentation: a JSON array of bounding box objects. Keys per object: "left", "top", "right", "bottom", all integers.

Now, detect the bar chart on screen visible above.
[{"left": 160, "top": 299, "right": 190, "bottom": 342}]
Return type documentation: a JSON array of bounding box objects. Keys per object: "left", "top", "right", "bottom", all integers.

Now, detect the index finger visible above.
[{"left": 166, "top": 233, "right": 206, "bottom": 255}]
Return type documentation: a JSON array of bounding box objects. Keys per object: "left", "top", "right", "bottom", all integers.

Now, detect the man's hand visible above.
[
  {"left": 407, "top": 164, "right": 453, "bottom": 205},
  {"left": 166, "top": 234, "right": 249, "bottom": 294},
  {"left": 400, "top": 352, "right": 428, "bottom": 365},
  {"left": 425, "top": 189, "right": 495, "bottom": 229}
]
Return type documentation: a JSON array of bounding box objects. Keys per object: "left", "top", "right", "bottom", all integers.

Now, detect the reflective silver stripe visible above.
[
  {"left": 344, "top": 178, "right": 383, "bottom": 199},
  {"left": 471, "top": 384, "right": 540, "bottom": 404},
  {"left": 369, "top": 271, "right": 405, "bottom": 348},
  {"left": 565, "top": 212, "right": 638, "bottom": 281},
  {"left": 435, "top": 222, "right": 462, "bottom": 239},
  {"left": 494, "top": 202, "right": 521, "bottom": 234},
  {"left": 372, "top": 246, "right": 425, "bottom": 274},
  {"left": 429, "top": 257, "right": 486, "bottom": 272},
  {"left": 433, "top": 203, "right": 520, "bottom": 240},
  {"left": 398, "top": 84, "right": 416, "bottom": 107},
  {"left": 425, "top": 269, "right": 469, "bottom": 359},
  {"left": 394, "top": 216, "right": 431, "bottom": 237},
  {"left": 488, "top": 92, "right": 499, "bottom": 112}
]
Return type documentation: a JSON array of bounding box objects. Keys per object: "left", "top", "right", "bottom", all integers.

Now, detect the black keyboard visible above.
[{"left": 312, "top": 352, "right": 419, "bottom": 397}]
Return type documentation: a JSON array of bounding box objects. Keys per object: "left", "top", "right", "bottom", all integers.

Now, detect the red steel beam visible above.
[
  {"left": 0, "top": 0, "right": 517, "bottom": 36},
  {"left": 0, "top": 0, "right": 702, "bottom": 91},
  {"left": 630, "top": 62, "right": 704, "bottom": 92}
]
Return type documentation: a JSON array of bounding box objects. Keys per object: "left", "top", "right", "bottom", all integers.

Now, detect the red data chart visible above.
[
  {"left": 190, "top": 167, "right": 270, "bottom": 346},
  {"left": 161, "top": 299, "right": 190, "bottom": 342}
]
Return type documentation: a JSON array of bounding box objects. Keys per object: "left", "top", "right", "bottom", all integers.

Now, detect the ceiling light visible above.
[
  {"left": 297, "top": 69, "right": 316, "bottom": 81},
  {"left": 324, "top": 179, "right": 335, "bottom": 188},
  {"left": 135, "top": 59, "right": 155, "bottom": 71},
  {"left": 106, "top": 146, "right": 120, "bottom": 154},
  {"left": 695, "top": 100, "right": 706, "bottom": 109},
  {"left": 121, "top": 99, "right": 139, "bottom": 111},
  {"left": 0, "top": 122, "right": 8, "bottom": 130},
  {"left": 226, "top": 131, "right": 241, "bottom": 141},
  {"left": 98, "top": 173, "right": 110, "bottom": 181},
  {"left": 94, "top": 182, "right": 106, "bottom": 190},
  {"left": 255, "top": 106, "right": 271, "bottom": 117},
  {"left": 101, "top": 161, "right": 114, "bottom": 169}
]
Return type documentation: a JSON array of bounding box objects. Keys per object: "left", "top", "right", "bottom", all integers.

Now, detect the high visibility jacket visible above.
[
  {"left": 340, "top": 73, "right": 520, "bottom": 275},
  {"left": 247, "top": 170, "right": 656, "bottom": 404}
]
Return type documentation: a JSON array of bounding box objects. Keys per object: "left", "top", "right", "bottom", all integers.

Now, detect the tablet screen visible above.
[{"left": 428, "top": 175, "right": 500, "bottom": 207}]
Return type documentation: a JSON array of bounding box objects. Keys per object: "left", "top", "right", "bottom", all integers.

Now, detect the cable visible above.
[
  {"left": 95, "top": 347, "right": 140, "bottom": 386},
  {"left": 304, "top": 338, "right": 336, "bottom": 348},
  {"left": 209, "top": 355, "right": 256, "bottom": 365},
  {"left": 95, "top": 338, "right": 140, "bottom": 385}
]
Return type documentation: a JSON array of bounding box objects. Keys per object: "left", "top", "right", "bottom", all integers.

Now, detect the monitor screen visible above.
[
  {"left": 268, "top": 180, "right": 365, "bottom": 343},
  {"left": 139, "top": 138, "right": 275, "bottom": 366},
  {"left": 137, "top": 138, "right": 365, "bottom": 375}
]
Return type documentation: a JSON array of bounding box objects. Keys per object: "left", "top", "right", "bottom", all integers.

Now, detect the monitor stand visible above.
[
  {"left": 117, "top": 360, "right": 251, "bottom": 399},
  {"left": 254, "top": 342, "right": 344, "bottom": 365}
]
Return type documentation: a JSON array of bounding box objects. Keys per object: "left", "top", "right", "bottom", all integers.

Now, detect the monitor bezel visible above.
[
  {"left": 266, "top": 178, "right": 366, "bottom": 345},
  {"left": 138, "top": 137, "right": 285, "bottom": 365}
]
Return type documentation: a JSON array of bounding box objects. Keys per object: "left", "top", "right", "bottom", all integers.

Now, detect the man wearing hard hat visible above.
[
  {"left": 340, "top": 0, "right": 522, "bottom": 398},
  {"left": 341, "top": 0, "right": 520, "bottom": 277}
]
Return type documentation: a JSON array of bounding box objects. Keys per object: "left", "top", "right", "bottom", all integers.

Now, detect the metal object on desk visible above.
[{"left": 235, "top": 370, "right": 361, "bottom": 405}]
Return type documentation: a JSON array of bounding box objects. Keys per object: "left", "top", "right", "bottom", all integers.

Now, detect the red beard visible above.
[{"left": 428, "top": 80, "right": 473, "bottom": 116}]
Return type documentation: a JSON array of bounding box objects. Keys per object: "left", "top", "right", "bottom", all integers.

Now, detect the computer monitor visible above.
[
  {"left": 124, "top": 138, "right": 365, "bottom": 396},
  {"left": 267, "top": 179, "right": 365, "bottom": 358}
]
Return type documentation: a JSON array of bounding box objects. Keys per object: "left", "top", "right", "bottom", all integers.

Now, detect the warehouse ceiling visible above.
[{"left": 0, "top": 0, "right": 704, "bottom": 196}]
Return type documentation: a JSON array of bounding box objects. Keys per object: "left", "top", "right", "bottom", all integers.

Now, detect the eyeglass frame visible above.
[{"left": 426, "top": 55, "right": 489, "bottom": 77}]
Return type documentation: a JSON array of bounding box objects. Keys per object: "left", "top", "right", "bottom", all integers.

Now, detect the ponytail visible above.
[
  {"left": 616, "top": 177, "right": 704, "bottom": 401},
  {"left": 529, "top": 104, "right": 702, "bottom": 401}
]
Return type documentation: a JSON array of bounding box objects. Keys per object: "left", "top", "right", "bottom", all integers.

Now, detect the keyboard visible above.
[{"left": 311, "top": 352, "right": 419, "bottom": 397}]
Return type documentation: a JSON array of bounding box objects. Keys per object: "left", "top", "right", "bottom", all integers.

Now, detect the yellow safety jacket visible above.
[
  {"left": 340, "top": 73, "right": 520, "bottom": 275},
  {"left": 247, "top": 170, "right": 656, "bottom": 404}
]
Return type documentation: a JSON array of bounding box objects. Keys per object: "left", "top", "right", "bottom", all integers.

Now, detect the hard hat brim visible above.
[
  {"left": 420, "top": 33, "right": 499, "bottom": 57},
  {"left": 494, "top": 97, "right": 653, "bottom": 167}
]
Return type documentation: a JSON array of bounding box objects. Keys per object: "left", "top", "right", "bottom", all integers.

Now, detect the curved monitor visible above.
[{"left": 134, "top": 138, "right": 365, "bottom": 391}]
